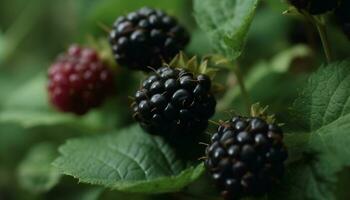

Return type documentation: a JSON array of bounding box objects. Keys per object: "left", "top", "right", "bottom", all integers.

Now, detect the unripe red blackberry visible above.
[
  {"left": 287, "top": 0, "right": 340, "bottom": 15},
  {"left": 132, "top": 66, "right": 216, "bottom": 140},
  {"left": 109, "top": 7, "right": 190, "bottom": 71},
  {"left": 205, "top": 117, "right": 288, "bottom": 200},
  {"left": 47, "top": 45, "right": 114, "bottom": 115}
]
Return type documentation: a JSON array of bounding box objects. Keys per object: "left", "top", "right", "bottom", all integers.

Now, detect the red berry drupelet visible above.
[
  {"left": 48, "top": 45, "right": 114, "bottom": 115},
  {"left": 132, "top": 66, "right": 216, "bottom": 140},
  {"left": 109, "top": 7, "right": 190, "bottom": 71},
  {"left": 205, "top": 117, "right": 288, "bottom": 200}
]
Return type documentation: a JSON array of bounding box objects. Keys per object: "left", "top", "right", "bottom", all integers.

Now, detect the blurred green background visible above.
[{"left": 0, "top": 0, "right": 349, "bottom": 199}]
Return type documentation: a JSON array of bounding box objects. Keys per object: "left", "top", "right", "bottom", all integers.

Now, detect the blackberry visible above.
[
  {"left": 109, "top": 7, "right": 190, "bottom": 71},
  {"left": 132, "top": 66, "right": 216, "bottom": 140},
  {"left": 288, "top": 0, "right": 340, "bottom": 15},
  {"left": 205, "top": 117, "right": 287, "bottom": 200},
  {"left": 48, "top": 45, "right": 114, "bottom": 115}
]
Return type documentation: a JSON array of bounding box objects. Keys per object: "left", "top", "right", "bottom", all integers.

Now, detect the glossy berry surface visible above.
[
  {"left": 205, "top": 117, "right": 288, "bottom": 200},
  {"left": 288, "top": 0, "right": 340, "bottom": 15},
  {"left": 109, "top": 7, "right": 190, "bottom": 71},
  {"left": 47, "top": 45, "right": 114, "bottom": 115},
  {"left": 132, "top": 66, "right": 216, "bottom": 139}
]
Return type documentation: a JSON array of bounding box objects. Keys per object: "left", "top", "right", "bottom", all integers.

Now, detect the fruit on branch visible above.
[
  {"left": 132, "top": 60, "right": 216, "bottom": 140},
  {"left": 109, "top": 7, "right": 190, "bottom": 71},
  {"left": 205, "top": 115, "right": 287, "bottom": 200},
  {"left": 132, "top": 66, "right": 216, "bottom": 139}
]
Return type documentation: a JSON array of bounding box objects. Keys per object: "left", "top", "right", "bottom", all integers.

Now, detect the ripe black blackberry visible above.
[
  {"left": 48, "top": 45, "right": 114, "bottom": 115},
  {"left": 132, "top": 66, "right": 216, "bottom": 140},
  {"left": 287, "top": 0, "right": 340, "bottom": 15},
  {"left": 205, "top": 116, "right": 288, "bottom": 200},
  {"left": 109, "top": 7, "right": 190, "bottom": 71}
]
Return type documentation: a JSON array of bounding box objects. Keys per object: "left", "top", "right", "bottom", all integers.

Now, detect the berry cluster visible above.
[
  {"left": 44, "top": 5, "right": 298, "bottom": 200},
  {"left": 48, "top": 45, "right": 114, "bottom": 115},
  {"left": 288, "top": 0, "right": 340, "bottom": 15},
  {"left": 109, "top": 7, "right": 190, "bottom": 71},
  {"left": 205, "top": 117, "right": 287, "bottom": 200},
  {"left": 132, "top": 66, "right": 216, "bottom": 139}
]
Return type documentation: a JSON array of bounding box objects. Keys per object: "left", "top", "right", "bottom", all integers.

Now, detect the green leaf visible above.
[
  {"left": 194, "top": 0, "right": 259, "bottom": 60},
  {"left": 293, "top": 60, "right": 350, "bottom": 131},
  {"left": 244, "top": 7, "right": 291, "bottom": 62},
  {"left": 0, "top": 73, "right": 125, "bottom": 131},
  {"left": 0, "top": 73, "right": 75, "bottom": 127},
  {"left": 0, "top": 74, "right": 97, "bottom": 129},
  {"left": 187, "top": 29, "right": 213, "bottom": 55},
  {"left": 2, "top": 72, "right": 47, "bottom": 109},
  {"left": 17, "top": 143, "right": 61, "bottom": 193},
  {"left": 271, "top": 60, "right": 350, "bottom": 199},
  {"left": 53, "top": 125, "right": 205, "bottom": 193}
]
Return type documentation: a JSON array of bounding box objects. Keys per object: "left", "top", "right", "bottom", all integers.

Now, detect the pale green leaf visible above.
[
  {"left": 53, "top": 125, "right": 205, "bottom": 193},
  {"left": 17, "top": 143, "right": 61, "bottom": 193},
  {"left": 194, "top": 0, "right": 259, "bottom": 60},
  {"left": 0, "top": 73, "right": 123, "bottom": 131}
]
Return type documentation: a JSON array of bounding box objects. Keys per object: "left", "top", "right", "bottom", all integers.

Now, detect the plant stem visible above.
[
  {"left": 314, "top": 18, "right": 333, "bottom": 63},
  {"left": 302, "top": 12, "right": 333, "bottom": 63},
  {"left": 232, "top": 63, "right": 251, "bottom": 114}
]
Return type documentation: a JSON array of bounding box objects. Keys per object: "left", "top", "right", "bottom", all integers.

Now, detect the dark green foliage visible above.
[
  {"left": 288, "top": 0, "right": 340, "bottom": 15},
  {"left": 335, "top": 0, "right": 350, "bottom": 39}
]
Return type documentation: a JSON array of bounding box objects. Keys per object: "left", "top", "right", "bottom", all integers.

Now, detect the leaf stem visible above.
[
  {"left": 232, "top": 63, "right": 251, "bottom": 114},
  {"left": 302, "top": 12, "right": 333, "bottom": 63},
  {"left": 314, "top": 17, "right": 333, "bottom": 63}
]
